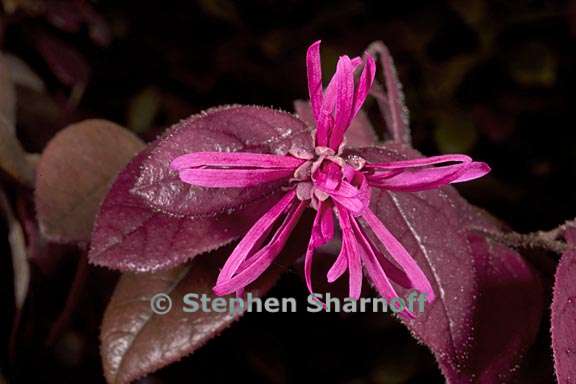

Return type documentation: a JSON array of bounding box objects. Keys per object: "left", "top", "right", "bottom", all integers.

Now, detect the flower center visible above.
[{"left": 288, "top": 146, "right": 366, "bottom": 209}]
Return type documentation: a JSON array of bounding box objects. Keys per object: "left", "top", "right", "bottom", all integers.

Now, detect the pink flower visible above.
[{"left": 170, "top": 41, "right": 490, "bottom": 316}]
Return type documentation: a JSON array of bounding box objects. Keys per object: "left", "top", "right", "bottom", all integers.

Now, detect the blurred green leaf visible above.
[
  {"left": 434, "top": 111, "right": 478, "bottom": 153},
  {"left": 507, "top": 42, "right": 556, "bottom": 87},
  {"left": 127, "top": 88, "right": 161, "bottom": 134},
  {"left": 197, "top": 0, "right": 240, "bottom": 24}
]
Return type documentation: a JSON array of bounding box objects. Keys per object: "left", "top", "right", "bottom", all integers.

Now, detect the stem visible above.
[
  {"left": 366, "top": 41, "right": 411, "bottom": 144},
  {"left": 46, "top": 255, "right": 89, "bottom": 346},
  {"left": 470, "top": 226, "right": 569, "bottom": 255}
]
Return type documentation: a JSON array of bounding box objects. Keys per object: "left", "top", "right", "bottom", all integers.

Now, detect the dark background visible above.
[{"left": 1, "top": 0, "right": 574, "bottom": 383}]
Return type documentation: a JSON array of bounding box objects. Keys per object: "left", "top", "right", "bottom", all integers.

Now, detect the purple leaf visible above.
[
  {"left": 35, "top": 119, "right": 144, "bottom": 243},
  {"left": 89, "top": 106, "right": 312, "bottom": 271},
  {"left": 294, "top": 99, "right": 378, "bottom": 147},
  {"left": 552, "top": 227, "right": 576, "bottom": 384},
  {"left": 353, "top": 144, "right": 543, "bottom": 383},
  {"left": 465, "top": 231, "right": 543, "bottom": 382},
  {"left": 100, "top": 247, "right": 286, "bottom": 384}
]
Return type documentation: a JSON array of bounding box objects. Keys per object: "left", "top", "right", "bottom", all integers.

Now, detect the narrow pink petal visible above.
[
  {"left": 171, "top": 152, "right": 304, "bottom": 171},
  {"left": 318, "top": 170, "right": 370, "bottom": 214},
  {"left": 352, "top": 55, "right": 376, "bottom": 118},
  {"left": 335, "top": 205, "right": 362, "bottom": 299},
  {"left": 365, "top": 154, "right": 472, "bottom": 170},
  {"left": 330, "top": 194, "right": 365, "bottom": 214},
  {"left": 306, "top": 40, "right": 323, "bottom": 119},
  {"left": 179, "top": 168, "right": 293, "bottom": 188},
  {"left": 214, "top": 198, "right": 306, "bottom": 295},
  {"left": 316, "top": 113, "right": 333, "bottom": 145},
  {"left": 319, "top": 200, "right": 335, "bottom": 241},
  {"left": 371, "top": 247, "right": 412, "bottom": 289},
  {"left": 321, "top": 55, "right": 366, "bottom": 119},
  {"left": 306, "top": 40, "right": 328, "bottom": 146},
  {"left": 304, "top": 201, "right": 334, "bottom": 294},
  {"left": 367, "top": 161, "right": 490, "bottom": 192},
  {"left": 350, "top": 216, "right": 414, "bottom": 319},
  {"left": 320, "top": 54, "right": 362, "bottom": 116},
  {"left": 326, "top": 246, "right": 348, "bottom": 283},
  {"left": 318, "top": 56, "right": 351, "bottom": 147},
  {"left": 361, "top": 208, "right": 435, "bottom": 302},
  {"left": 329, "top": 55, "right": 355, "bottom": 149},
  {"left": 216, "top": 191, "right": 297, "bottom": 284},
  {"left": 329, "top": 179, "right": 365, "bottom": 198},
  {"left": 367, "top": 164, "right": 463, "bottom": 191},
  {"left": 315, "top": 54, "right": 364, "bottom": 146},
  {"left": 347, "top": 242, "right": 363, "bottom": 300},
  {"left": 327, "top": 207, "right": 350, "bottom": 284},
  {"left": 449, "top": 161, "right": 491, "bottom": 183},
  {"left": 350, "top": 56, "right": 362, "bottom": 68}
]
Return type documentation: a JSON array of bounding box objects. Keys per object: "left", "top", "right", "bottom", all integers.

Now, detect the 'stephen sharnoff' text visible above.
[{"left": 178, "top": 292, "right": 427, "bottom": 314}]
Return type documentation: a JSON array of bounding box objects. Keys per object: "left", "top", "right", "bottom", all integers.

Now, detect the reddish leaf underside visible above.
[
  {"left": 552, "top": 227, "right": 576, "bottom": 384},
  {"left": 35, "top": 119, "right": 144, "bottom": 243},
  {"left": 354, "top": 145, "right": 542, "bottom": 383},
  {"left": 89, "top": 106, "right": 313, "bottom": 271}
]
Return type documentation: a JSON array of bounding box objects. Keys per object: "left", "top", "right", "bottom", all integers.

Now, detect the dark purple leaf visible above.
[
  {"left": 100, "top": 247, "right": 284, "bottom": 384},
  {"left": 34, "top": 33, "right": 90, "bottom": 87},
  {"left": 353, "top": 144, "right": 542, "bottom": 383},
  {"left": 89, "top": 106, "right": 312, "bottom": 271},
  {"left": 465, "top": 231, "right": 543, "bottom": 382},
  {"left": 35, "top": 119, "right": 144, "bottom": 243},
  {"left": 552, "top": 227, "right": 576, "bottom": 384},
  {"left": 294, "top": 99, "right": 378, "bottom": 147}
]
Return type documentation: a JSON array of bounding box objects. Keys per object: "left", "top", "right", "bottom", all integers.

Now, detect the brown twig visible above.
[
  {"left": 46, "top": 254, "right": 89, "bottom": 346},
  {"left": 470, "top": 221, "right": 576, "bottom": 255}
]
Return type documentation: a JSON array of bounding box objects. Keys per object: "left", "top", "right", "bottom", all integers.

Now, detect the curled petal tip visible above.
[
  {"left": 212, "top": 285, "right": 227, "bottom": 296},
  {"left": 169, "top": 156, "right": 184, "bottom": 171},
  {"left": 424, "top": 290, "right": 436, "bottom": 303},
  {"left": 398, "top": 309, "right": 416, "bottom": 320},
  {"left": 479, "top": 162, "right": 492, "bottom": 174}
]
